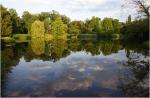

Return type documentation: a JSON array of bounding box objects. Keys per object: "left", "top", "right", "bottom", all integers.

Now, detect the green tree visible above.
[
  {"left": 50, "top": 10, "right": 60, "bottom": 22},
  {"left": 112, "top": 19, "right": 121, "bottom": 34},
  {"left": 91, "top": 16, "right": 102, "bottom": 32},
  {"left": 127, "top": 15, "right": 131, "bottom": 24},
  {"left": 68, "top": 21, "right": 82, "bottom": 37},
  {"left": 39, "top": 12, "right": 50, "bottom": 21},
  {"left": 22, "top": 11, "right": 32, "bottom": 33},
  {"left": 44, "top": 17, "right": 51, "bottom": 33},
  {"left": 51, "top": 17, "right": 67, "bottom": 37},
  {"left": 61, "top": 15, "right": 71, "bottom": 24},
  {"left": 121, "top": 18, "right": 149, "bottom": 41},
  {"left": 84, "top": 17, "right": 101, "bottom": 33},
  {"left": 1, "top": 5, "right": 12, "bottom": 37},
  {"left": 31, "top": 20, "right": 45, "bottom": 38},
  {"left": 22, "top": 11, "right": 38, "bottom": 33},
  {"left": 9, "top": 9, "right": 23, "bottom": 34},
  {"left": 102, "top": 18, "right": 114, "bottom": 33}
]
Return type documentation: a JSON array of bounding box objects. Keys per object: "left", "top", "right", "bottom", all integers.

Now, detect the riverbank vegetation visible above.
[{"left": 1, "top": 0, "right": 149, "bottom": 46}]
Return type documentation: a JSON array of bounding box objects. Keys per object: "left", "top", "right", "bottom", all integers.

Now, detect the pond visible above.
[{"left": 1, "top": 38, "right": 149, "bottom": 97}]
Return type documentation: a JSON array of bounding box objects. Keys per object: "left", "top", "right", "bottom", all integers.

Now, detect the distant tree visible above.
[
  {"left": 44, "top": 17, "right": 51, "bottom": 33},
  {"left": 1, "top": 5, "right": 12, "bottom": 37},
  {"left": 39, "top": 12, "right": 50, "bottom": 21},
  {"left": 9, "top": 9, "right": 22, "bottom": 34},
  {"left": 50, "top": 10, "right": 60, "bottom": 22},
  {"left": 61, "top": 15, "right": 71, "bottom": 24},
  {"left": 121, "top": 18, "right": 149, "bottom": 41},
  {"left": 121, "top": 0, "right": 149, "bottom": 42},
  {"left": 84, "top": 19, "right": 93, "bottom": 33},
  {"left": 112, "top": 19, "right": 121, "bottom": 33},
  {"left": 22, "top": 11, "right": 39, "bottom": 33},
  {"left": 51, "top": 17, "right": 67, "bottom": 36},
  {"left": 127, "top": 15, "right": 132, "bottom": 24},
  {"left": 31, "top": 20, "right": 45, "bottom": 38},
  {"left": 22, "top": 11, "right": 32, "bottom": 33},
  {"left": 68, "top": 21, "right": 82, "bottom": 36},
  {"left": 90, "top": 16, "right": 102, "bottom": 32},
  {"left": 102, "top": 18, "right": 114, "bottom": 33},
  {"left": 84, "top": 16, "right": 101, "bottom": 33}
]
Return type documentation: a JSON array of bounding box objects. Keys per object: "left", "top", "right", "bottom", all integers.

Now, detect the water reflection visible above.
[
  {"left": 118, "top": 50, "right": 149, "bottom": 97},
  {"left": 31, "top": 38, "right": 45, "bottom": 55},
  {"left": 1, "top": 38, "right": 149, "bottom": 97}
]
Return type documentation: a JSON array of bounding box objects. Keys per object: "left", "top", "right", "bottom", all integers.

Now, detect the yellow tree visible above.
[{"left": 31, "top": 20, "right": 45, "bottom": 38}]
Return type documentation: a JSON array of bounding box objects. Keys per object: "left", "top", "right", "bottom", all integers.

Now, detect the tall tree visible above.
[
  {"left": 68, "top": 21, "right": 83, "bottom": 36},
  {"left": 1, "top": 5, "right": 12, "bottom": 37},
  {"left": 112, "top": 19, "right": 121, "bottom": 33},
  {"left": 39, "top": 12, "right": 50, "bottom": 21},
  {"left": 127, "top": 15, "right": 132, "bottom": 24},
  {"left": 102, "top": 18, "right": 114, "bottom": 33},
  {"left": 61, "top": 15, "right": 71, "bottom": 24},
  {"left": 9, "top": 9, "right": 22, "bottom": 34},
  {"left": 22, "top": 11, "right": 32, "bottom": 33},
  {"left": 84, "top": 16, "right": 101, "bottom": 33},
  {"left": 44, "top": 17, "right": 51, "bottom": 33},
  {"left": 31, "top": 20, "right": 45, "bottom": 38},
  {"left": 51, "top": 17, "right": 67, "bottom": 37},
  {"left": 50, "top": 10, "right": 60, "bottom": 22}
]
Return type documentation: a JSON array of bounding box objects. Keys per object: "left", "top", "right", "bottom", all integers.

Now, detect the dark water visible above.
[{"left": 1, "top": 38, "right": 149, "bottom": 97}]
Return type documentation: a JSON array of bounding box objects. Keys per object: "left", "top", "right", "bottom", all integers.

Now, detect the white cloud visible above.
[
  {"left": 1, "top": 0, "right": 127, "bottom": 21},
  {"left": 27, "top": 0, "right": 50, "bottom": 5}
]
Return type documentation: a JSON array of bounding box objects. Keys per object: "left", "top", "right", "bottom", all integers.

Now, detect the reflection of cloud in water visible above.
[
  {"left": 78, "top": 68, "right": 85, "bottom": 72},
  {"left": 28, "top": 74, "right": 47, "bottom": 81},
  {"left": 31, "top": 65, "right": 52, "bottom": 70},
  {"left": 52, "top": 78, "right": 92, "bottom": 91},
  {"left": 88, "top": 65, "right": 103, "bottom": 71},
  {"left": 3, "top": 51, "right": 128, "bottom": 96}
]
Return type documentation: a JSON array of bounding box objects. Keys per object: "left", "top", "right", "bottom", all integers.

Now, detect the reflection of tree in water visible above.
[
  {"left": 118, "top": 50, "right": 149, "bottom": 97},
  {"left": 67, "top": 39, "right": 81, "bottom": 52},
  {"left": 24, "top": 38, "right": 122, "bottom": 62},
  {"left": 67, "top": 39, "right": 122, "bottom": 56},
  {"left": 45, "top": 38, "right": 68, "bottom": 62},
  {"left": 123, "top": 41, "right": 149, "bottom": 57},
  {"left": 80, "top": 40, "right": 101, "bottom": 56},
  {"left": 100, "top": 40, "right": 122, "bottom": 55},
  {"left": 31, "top": 38, "right": 45, "bottom": 55}
]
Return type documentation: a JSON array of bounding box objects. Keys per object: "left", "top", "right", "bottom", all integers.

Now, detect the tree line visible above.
[
  {"left": 1, "top": 5, "right": 121, "bottom": 38},
  {"left": 1, "top": 0, "right": 149, "bottom": 42}
]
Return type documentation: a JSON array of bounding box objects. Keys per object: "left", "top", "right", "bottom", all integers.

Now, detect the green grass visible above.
[
  {"left": 1, "top": 37, "right": 16, "bottom": 46},
  {"left": 1, "top": 37, "right": 15, "bottom": 43},
  {"left": 13, "top": 34, "right": 31, "bottom": 43}
]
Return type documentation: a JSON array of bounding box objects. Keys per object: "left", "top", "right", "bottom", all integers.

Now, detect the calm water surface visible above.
[{"left": 1, "top": 38, "right": 149, "bottom": 97}]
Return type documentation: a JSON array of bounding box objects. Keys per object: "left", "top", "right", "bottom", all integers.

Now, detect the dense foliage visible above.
[
  {"left": 1, "top": 5, "right": 12, "bottom": 37},
  {"left": 31, "top": 20, "right": 45, "bottom": 38},
  {"left": 121, "top": 0, "right": 149, "bottom": 42},
  {"left": 1, "top": 3, "right": 149, "bottom": 42},
  {"left": 51, "top": 17, "right": 67, "bottom": 37},
  {"left": 121, "top": 18, "right": 149, "bottom": 41}
]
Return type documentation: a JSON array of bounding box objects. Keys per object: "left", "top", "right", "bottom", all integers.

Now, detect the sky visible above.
[{"left": 1, "top": 0, "right": 130, "bottom": 21}]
